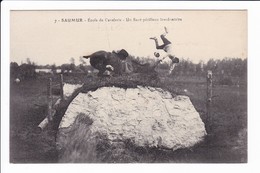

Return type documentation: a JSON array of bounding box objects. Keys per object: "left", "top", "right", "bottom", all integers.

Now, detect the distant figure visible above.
[
  {"left": 15, "top": 78, "right": 20, "bottom": 83},
  {"left": 150, "top": 27, "right": 179, "bottom": 74}
]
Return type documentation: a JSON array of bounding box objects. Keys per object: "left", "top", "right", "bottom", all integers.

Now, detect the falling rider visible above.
[{"left": 150, "top": 27, "right": 179, "bottom": 74}]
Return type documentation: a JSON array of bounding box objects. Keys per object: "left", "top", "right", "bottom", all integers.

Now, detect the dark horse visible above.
[{"left": 83, "top": 49, "right": 129, "bottom": 76}]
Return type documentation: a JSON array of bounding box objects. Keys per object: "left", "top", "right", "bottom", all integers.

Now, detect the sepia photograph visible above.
[
  {"left": 8, "top": 9, "right": 248, "bottom": 164},
  {"left": 3, "top": 1, "right": 260, "bottom": 173}
]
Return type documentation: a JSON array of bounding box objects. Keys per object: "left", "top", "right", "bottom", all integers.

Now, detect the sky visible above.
[{"left": 10, "top": 10, "right": 247, "bottom": 65}]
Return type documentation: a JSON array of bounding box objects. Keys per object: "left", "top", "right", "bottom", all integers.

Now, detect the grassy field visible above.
[{"left": 9, "top": 73, "right": 247, "bottom": 163}]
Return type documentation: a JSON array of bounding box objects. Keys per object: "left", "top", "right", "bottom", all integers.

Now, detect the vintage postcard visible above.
[{"left": 2, "top": 1, "right": 260, "bottom": 173}]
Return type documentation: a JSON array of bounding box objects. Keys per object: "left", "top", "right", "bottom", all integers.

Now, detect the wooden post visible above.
[
  {"left": 38, "top": 78, "right": 53, "bottom": 130},
  {"left": 60, "top": 74, "right": 64, "bottom": 101},
  {"left": 38, "top": 117, "right": 49, "bottom": 131},
  {"left": 206, "top": 70, "right": 213, "bottom": 132},
  {"left": 47, "top": 78, "right": 53, "bottom": 122},
  {"left": 38, "top": 98, "right": 60, "bottom": 131}
]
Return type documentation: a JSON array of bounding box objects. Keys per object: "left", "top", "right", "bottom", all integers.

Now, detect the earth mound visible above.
[{"left": 56, "top": 86, "right": 207, "bottom": 162}]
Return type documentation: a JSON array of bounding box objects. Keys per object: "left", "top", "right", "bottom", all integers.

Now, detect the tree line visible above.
[
  {"left": 130, "top": 55, "right": 247, "bottom": 76},
  {"left": 10, "top": 56, "right": 247, "bottom": 82}
]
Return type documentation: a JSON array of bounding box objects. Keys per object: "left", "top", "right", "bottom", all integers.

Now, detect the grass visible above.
[
  {"left": 9, "top": 72, "right": 247, "bottom": 163},
  {"left": 10, "top": 76, "right": 58, "bottom": 163}
]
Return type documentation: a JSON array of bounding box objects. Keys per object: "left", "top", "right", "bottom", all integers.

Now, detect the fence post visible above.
[
  {"left": 47, "top": 78, "right": 53, "bottom": 122},
  {"left": 206, "top": 70, "right": 213, "bottom": 132},
  {"left": 60, "top": 74, "right": 64, "bottom": 101}
]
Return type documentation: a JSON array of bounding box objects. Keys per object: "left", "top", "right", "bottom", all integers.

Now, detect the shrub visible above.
[
  {"left": 218, "top": 76, "right": 233, "bottom": 85},
  {"left": 18, "top": 63, "right": 37, "bottom": 79}
]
